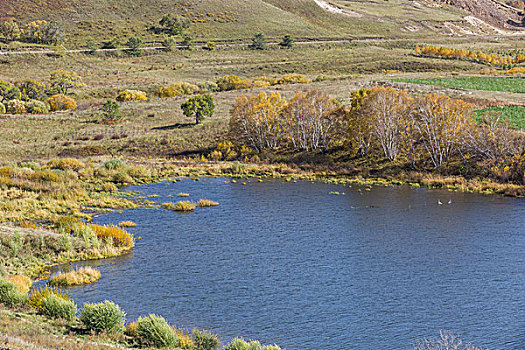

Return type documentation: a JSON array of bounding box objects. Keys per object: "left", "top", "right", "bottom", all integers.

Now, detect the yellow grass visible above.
[
  {"left": 118, "top": 220, "right": 137, "bottom": 227},
  {"left": 174, "top": 201, "right": 197, "bottom": 212},
  {"left": 89, "top": 224, "right": 134, "bottom": 248},
  {"left": 197, "top": 199, "right": 219, "bottom": 207},
  {"left": 177, "top": 193, "right": 190, "bottom": 197},
  {"left": 5, "top": 275, "right": 32, "bottom": 294},
  {"left": 49, "top": 266, "right": 101, "bottom": 287}
]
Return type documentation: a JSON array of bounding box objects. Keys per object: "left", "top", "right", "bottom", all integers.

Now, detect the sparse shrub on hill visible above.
[
  {"left": 116, "top": 90, "right": 147, "bottom": 102},
  {"left": 6, "top": 99, "right": 27, "bottom": 114},
  {"left": 46, "top": 94, "right": 77, "bottom": 111},
  {"left": 80, "top": 300, "right": 125, "bottom": 334},
  {"left": 137, "top": 314, "right": 179, "bottom": 348},
  {"left": 25, "top": 99, "right": 49, "bottom": 114},
  {"left": 158, "top": 82, "right": 199, "bottom": 97},
  {"left": 205, "top": 41, "right": 217, "bottom": 51},
  {"left": 161, "top": 35, "right": 177, "bottom": 51},
  {"left": 279, "top": 73, "right": 309, "bottom": 85},
  {"left": 0, "top": 20, "right": 21, "bottom": 41},
  {"left": 0, "top": 103, "right": 6, "bottom": 114},
  {"left": 23, "top": 20, "right": 62, "bottom": 45},
  {"left": 216, "top": 75, "right": 252, "bottom": 91},
  {"left": 40, "top": 293, "right": 77, "bottom": 321}
]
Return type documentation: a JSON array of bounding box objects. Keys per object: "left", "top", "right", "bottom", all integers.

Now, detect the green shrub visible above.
[
  {"left": 6, "top": 99, "right": 27, "bottom": 114},
  {"left": 223, "top": 338, "right": 283, "bottom": 350},
  {"left": 280, "top": 35, "right": 294, "bottom": 48},
  {"left": 80, "top": 300, "right": 125, "bottom": 333},
  {"left": 25, "top": 99, "right": 49, "bottom": 114},
  {"left": 158, "top": 82, "right": 199, "bottom": 98},
  {"left": 192, "top": 329, "right": 220, "bottom": 350},
  {"left": 0, "top": 279, "right": 28, "bottom": 307},
  {"left": 103, "top": 159, "right": 127, "bottom": 170},
  {"left": 137, "top": 314, "right": 178, "bottom": 348},
  {"left": 0, "top": 102, "right": 5, "bottom": 114},
  {"left": 249, "top": 32, "right": 267, "bottom": 50},
  {"left": 0, "top": 80, "right": 22, "bottom": 103},
  {"left": 40, "top": 293, "right": 77, "bottom": 321},
  {"left": 101, "top": 99, "right": 122, "bottom": 122}
]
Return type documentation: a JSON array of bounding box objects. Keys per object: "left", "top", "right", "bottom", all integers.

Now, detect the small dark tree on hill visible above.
[
  {"left": 280, "top": 35, "right": 294, "bottom": 48},
  {"left": 180, "top": 34, "right": 194, "bottom": 51},
  {"left": 181, "top": 94, "right": 215, "bottom": 124},
  {"left": 126, "top": 37, "right": 143, "bottom": 56},
  {"left": 250, "top": 32, "right": 267, "bottom": 50}
]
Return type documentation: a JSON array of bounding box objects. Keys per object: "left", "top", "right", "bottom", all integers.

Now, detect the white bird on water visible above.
[
  {"left": 448, "top": 200, "right": 452, "bottom": 204},
  {"left": 438, "top": 200, "right": 443, "bottom": 205}
]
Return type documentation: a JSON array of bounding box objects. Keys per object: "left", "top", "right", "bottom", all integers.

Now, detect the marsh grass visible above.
[
  {"left": 197, "top": 199, "right": 219, "bottom": 207},
  {"left": 118, "top": 221, "right": 137, "bottom": 227},
  {"left": 174, "top": 201, "right": 197, "bottom": 212},
  {"left": 49, "top": 266, "right": 101, "bottom": 287},
  {"left": 177, "top": 193, "right": 190, "bottom": 197}
]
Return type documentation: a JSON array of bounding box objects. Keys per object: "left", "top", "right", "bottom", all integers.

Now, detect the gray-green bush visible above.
[
  {"left": 80, "top": 300, "right": 125, "bottom": 333},
  {"left": 0, "top": 279, "right": 28, "bottom": 307},
  {"left": 40, "top": 293, "right": 77, "bottom": 321},
  {"left": 137, "top": 314, "right": 178, "bottom": 348},
  {"left": 192, "top": 329, "right": 220, "bottom": 350}
]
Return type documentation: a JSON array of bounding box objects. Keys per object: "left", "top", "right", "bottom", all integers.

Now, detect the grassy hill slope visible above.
[{"left": 0, "top": 0, "right": 512, "bottom": 48}]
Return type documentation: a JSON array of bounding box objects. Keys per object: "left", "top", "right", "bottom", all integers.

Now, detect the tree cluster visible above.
[
  {"left": 229, "top": 90, "right": 346, "bottom": 152},
  {"left": 228, "top": 87, "right": 524, "bottom": 183},
  {"left": 416, "top": 45, "right": 525, "bottom": 66},
  {"left": 0, "top": 20, "right": 62, "bottom": 45}
]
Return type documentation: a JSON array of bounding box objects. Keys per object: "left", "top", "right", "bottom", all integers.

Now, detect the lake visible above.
[{"left": 52, "top": 178, "right": 525, "bottom": 350}]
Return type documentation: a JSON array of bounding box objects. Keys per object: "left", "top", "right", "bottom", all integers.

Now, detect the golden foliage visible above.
[
  {"left": 416, "top": 45, "right": 525, "bottom": 66},
  {"left": 5, "top": 275, "right": 32, "bottom": 294},
  {"left": 158, "top": 82, "right": 199, "bottom": 97},
  {"left": 46, "top": 94, "right": 77, "bottom": 111},
  {"left": 47, "top": 158, "right": 85, "bottom": 171},
  {"left": 174, "top": 201, "right": 197, "bottom": 212},
  {"left": 89, "top": 224, "right": 134, "bottom": 248},
  {"left": 29, "top": 287, "right": 70, "bottom": 309},
  {"left": 197, "top": 199, "right": 219, "bottom": 207},
  {"left": 116, "top": 89, "right": 148, "bottom": 102}
]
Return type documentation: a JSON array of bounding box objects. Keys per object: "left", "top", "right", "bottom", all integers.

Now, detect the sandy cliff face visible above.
[{"left": 438, "top": 0, "right": 524, "bottom": 29}]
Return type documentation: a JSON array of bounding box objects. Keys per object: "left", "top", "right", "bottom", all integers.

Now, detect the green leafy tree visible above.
[
  {"left": 181, "top": 94, "right": 215, "bottom": 124},
  {"left": 250, "top": 32, "right": 267, "bottom": 50},
  {"left": 280, "top": 35, "right": 294, "bottom": 48},
  {"left": 159, "top": 14, "right": 191, "bottom": 36},
  {"left": 126, "top": 36, "right": 143, "bottom": 56},
  {"left": 49, "top": 70, "right": 84, "bottom": 95}
]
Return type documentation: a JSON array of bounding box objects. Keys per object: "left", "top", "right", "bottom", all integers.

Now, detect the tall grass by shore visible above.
[{"left": 49, "top": 267, "right": 101, "bottom": 287}]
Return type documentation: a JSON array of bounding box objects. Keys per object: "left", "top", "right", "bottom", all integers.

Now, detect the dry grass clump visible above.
[
  {"left": 47, "top": 158, "right": 85, "bottom": 171},
  {"left": 49, "top": 266, "right": 101, "bottom": 287},
  {"left": 174, "top": 201, "right": 197, "bottom": 212},
  {"left": 5, "top": 275, "right": 32, "bottom": 294},
  {"left": 177, "top": 192, "right": 190, "bottom": 197},
  {"left": 118, "top": 220, "right": 137, "bottom": 227},
  {"left": 89, "top": 224, "right": 134, "bottom": 248},
  {"left": 197, "top": 199, "right": 219, "bottom": 207},
  {"left": 162, "top": 202, "right": 176, "bottom": 210}
]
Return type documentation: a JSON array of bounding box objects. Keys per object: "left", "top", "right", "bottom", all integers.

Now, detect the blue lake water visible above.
[{"left": 52, "top": 178, "right": 525, "bottom": 350}]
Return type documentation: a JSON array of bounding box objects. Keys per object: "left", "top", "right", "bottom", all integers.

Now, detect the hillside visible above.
[{"left": 1, "top": 0, "right": 522, "bottom": 49}]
